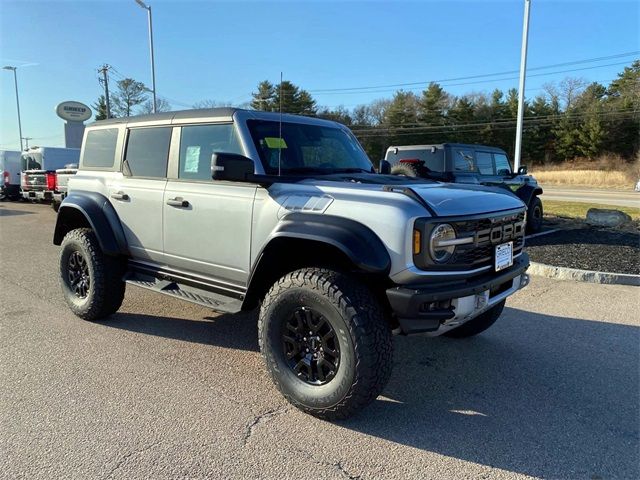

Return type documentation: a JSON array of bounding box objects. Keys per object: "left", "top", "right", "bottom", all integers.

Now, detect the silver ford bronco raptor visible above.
[{"left": 53, "top": 108, "right": 530, "bottom": 420}]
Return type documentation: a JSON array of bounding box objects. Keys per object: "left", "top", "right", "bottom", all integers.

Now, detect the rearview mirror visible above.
[
  {"left": 379, "top": 160, "right": 391, "bottom": 174},
  {"left": 211, "top": 153, "right": 255, "bottom": 182},
  {"left": 517, "top": 165, "right": 528, "bottom": 175}
]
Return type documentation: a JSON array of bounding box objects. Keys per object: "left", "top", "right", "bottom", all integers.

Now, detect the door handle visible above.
[
  {"left": 110, "top": 191, "right": 129, "bottom": 201},
  {"left": 166, "top": 197, "right": 189, "bottom": 208}
]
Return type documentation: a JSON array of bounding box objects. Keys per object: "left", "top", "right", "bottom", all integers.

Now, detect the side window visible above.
[
  {"left": 83, "top": 128, "right": 118, "bottom": 168},
  {"left": 179, "top": 124, "right": 242, "bottom": 180},
  {"left": 476, "top": 152, "right": 494, "bottom": 175},
  {"left": 494, "top": 153, "right": 512, "bottom": 175},
  {"left": 453, "top": 148, "right": 475, "bottom": 172},
  {"left": 124, "top": 127, "right": 172, "bottom": 178}
]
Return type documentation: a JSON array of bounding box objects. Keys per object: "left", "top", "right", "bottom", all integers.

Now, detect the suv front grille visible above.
[{"left": 414, "top": 209, "right": 526, "bottom": 272}]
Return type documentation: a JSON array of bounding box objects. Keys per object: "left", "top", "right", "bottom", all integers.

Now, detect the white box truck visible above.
[
  {"left": 20, "top": 147, "right": 80, "bottom": 202},
  {"left": 0, "top": 150, "right": 22, "bottom": 201}
]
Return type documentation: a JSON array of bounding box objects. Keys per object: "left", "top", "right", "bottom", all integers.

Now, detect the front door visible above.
[{"left": 162, "top": 123, "right": 257, "bottom": 288}]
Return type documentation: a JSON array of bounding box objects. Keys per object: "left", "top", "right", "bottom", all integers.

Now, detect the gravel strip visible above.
[{"left": 526, "top": 227, "right": 640, "bottom": 275}]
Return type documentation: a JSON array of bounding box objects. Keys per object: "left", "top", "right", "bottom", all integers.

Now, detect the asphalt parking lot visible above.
[{"left": 1, "top": 201, "right": 638, "bottom": 480}]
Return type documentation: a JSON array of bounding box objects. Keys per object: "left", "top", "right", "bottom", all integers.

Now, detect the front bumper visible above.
[{"left": 387, "top": 253, "right": 530, "bottom": 335}]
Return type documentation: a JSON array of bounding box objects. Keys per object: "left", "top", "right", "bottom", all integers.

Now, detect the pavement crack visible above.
[
  {"left": 294, "top": 448, "right": 361, "bottom": 479},
  {"left": 242, "top": 405, "right": 289, "bottom": 446},
  {"left": 103, "top": 440, "right": 162, "bottom": 479}
]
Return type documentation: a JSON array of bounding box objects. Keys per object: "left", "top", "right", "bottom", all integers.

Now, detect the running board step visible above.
[{"left": 125, "top": 276, "right": 242, "bottom": 314}]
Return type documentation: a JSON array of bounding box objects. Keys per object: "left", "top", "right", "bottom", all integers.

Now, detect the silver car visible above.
[{"left": 53, "top": 108, "right": 529, "bottom": 420}]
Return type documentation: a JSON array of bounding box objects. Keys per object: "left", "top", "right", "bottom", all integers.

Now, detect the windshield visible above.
[{"left": 247, "top": 120, "right": 373, "bottom": 175}]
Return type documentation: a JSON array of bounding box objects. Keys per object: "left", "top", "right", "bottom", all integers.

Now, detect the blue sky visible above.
[{"left": 1, "top": 0, "right": 638, "bottom": 150}]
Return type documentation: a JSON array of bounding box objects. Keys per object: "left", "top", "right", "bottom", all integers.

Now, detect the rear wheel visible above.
[
  {"left": 59, "top": 228, "right": 125, "bottom": 321},
  {"left": 259, "top": 268, "right": 393, "bottom": 420},
  {"left": 51, "top": 200, "right": 60, "bottom": 212},
  {"left": 444, "top": 300, "right": 505, "bottom": 338},
  {"left": 526, "top": 196, "right": 543, "bottom": 233}
]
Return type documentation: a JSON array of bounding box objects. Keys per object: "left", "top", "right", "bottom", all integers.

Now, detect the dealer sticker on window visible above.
[{"left": 495, "top": 241, "right": 513, "bottom": 272}]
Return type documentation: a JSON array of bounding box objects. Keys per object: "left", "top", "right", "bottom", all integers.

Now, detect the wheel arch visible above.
[
  {"left": 242, "top": 213, "right": 392, "bottom": 310},
  {"left": 53, "top": 191, "right": 128, "bottom": 256},
  {"left": 515, "top": 184, "right": 543, "bottom": 207}
]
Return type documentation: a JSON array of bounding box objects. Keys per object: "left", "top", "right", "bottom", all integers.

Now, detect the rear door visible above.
[
  {"left": 107, "top": 126, "right": 171, "bottom": 264},
  {"left": 162, "top": 123, "right": 256, "bottom": 288}
]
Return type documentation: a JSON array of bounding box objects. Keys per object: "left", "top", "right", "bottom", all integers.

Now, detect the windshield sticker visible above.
[
  {"left": 184, "top": 146, "right": 200, "bottom": 173},
  {"left": 264, "top": 137, "right": 287, "bottom": 149}
]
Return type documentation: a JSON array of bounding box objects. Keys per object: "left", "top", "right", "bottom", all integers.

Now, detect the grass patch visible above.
[
  {"left": 533, "top": 170, "right": 633, "bottom": 189},
  {"left": 543, "top": 200, "right": 640, "bottom": 220}
]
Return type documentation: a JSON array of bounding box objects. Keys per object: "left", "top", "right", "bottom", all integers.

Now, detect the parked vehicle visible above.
[
  {"left": 54, "top": 109, "right": 530, "bottom": 420},
  {"left": 0, "top": 150, "right": 22, "bottom": 201},
  {"left": 20, "top": 147, "right": 80, "bottom": 202},
  {"left": 50, "top": 164, "right": 78, "bottom": 212},
  {"left": 385, "top": 143, "right": 544, "bottom": 233}
]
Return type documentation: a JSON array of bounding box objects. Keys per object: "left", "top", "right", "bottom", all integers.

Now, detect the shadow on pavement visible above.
[
  {"left": 104, "top": 305, "right": 639, "bottom": 478},
  {"left": 0, "top": 208, "right": 36, "bottom": 217},
  {"left": 341, "top": 307, "right": 640, "bottom": 479},
  {"left": 108, "top": 310, "right": 259, "bottom": 352}
]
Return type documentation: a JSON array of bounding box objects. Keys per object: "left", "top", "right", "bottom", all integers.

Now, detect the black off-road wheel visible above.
[
  {"left": 526, "top": 196, "right": 543, "bottom": 234},
  {"left": 259, "top": 268, "right": 393, "bottom": 421},
  {"left": 59, "top": 228, "right": 126, "bottom": 321},
  {"left": 444, "top": 300, "right": 506, "bottom": 338}
]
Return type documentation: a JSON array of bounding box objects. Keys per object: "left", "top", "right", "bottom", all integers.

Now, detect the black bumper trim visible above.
[{"left": 387, "top": 253, "right": 529, "bottom": 334}]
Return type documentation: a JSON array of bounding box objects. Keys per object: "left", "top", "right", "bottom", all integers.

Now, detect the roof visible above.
[
  {"left": 90, "top": 108, "right": 340, "bottom": 128},
  {"left": 387, "top": 143, "right": 507, "bottom": 152}
]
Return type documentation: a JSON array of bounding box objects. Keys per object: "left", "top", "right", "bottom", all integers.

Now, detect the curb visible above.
[{"left": 528, "top": 261, "right": 640, "bottom": 286}]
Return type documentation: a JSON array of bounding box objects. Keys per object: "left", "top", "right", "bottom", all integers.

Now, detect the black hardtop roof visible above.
[{"left": 389, "top": 143, "right": 508, "bottom": 153}]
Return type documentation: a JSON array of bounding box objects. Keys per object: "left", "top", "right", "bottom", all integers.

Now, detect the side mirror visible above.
[
  {"left": 517, "top": 165, "right": 528, "bottom": 175},
  {"left": 211, "top": 152, "right": 254, "bottom": 182},
  {"left": 379, "top": 160, "right": 391, "bottom": 174}
]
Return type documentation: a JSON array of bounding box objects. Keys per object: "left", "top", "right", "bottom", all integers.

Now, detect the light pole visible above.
[
  {"left": 3, "top": 66, "right": 24, "bottom": 151},
  {"left": 513, "top": 0, "right": 531, "bottom": 172},
  {"left": 134, "top": 0, "right": 157, "bottom": 113}
]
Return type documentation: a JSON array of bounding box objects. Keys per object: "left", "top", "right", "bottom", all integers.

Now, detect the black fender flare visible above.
[
  {"left": 514, "top": 184, "right": 543, "bottom": 207},
  {"left": 53, "top": 191, "right": 128, "bottom": 256},
  {"left": 252, "top": 212, "right": 391, "bottom": 277}
]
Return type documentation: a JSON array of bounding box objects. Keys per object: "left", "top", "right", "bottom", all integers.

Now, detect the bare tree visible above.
[
  {"left": 112, "top": 78, "right": 148, "bottom": 117},
  {"left": 140, "top": 97, "right": 172, "bottom": 114},
  {"left": 559, "top": 77, "right": 588, "bottom": 109}
]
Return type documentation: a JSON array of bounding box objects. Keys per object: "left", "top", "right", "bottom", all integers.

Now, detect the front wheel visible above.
[
  {"left": 526, "top": 196, "right": 543, "bottom": 233},
  {"left": 259, "top": 268, "right": 393, "bottom": 420},
  {"left": 444, "top": 300, "right": 505, "bottom": 338},
  {"left": 59, "top": 228, "right": 126, "bottom": 321}
]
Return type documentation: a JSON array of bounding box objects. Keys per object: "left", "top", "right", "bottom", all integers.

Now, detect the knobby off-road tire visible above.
[
  {"left": 526, "top": 196, "right": 543, "bottom": 234},
  {"left": 444, "top": 300, "right": 506, "bottom": 338},
  {"left": 59, "top": 228, "right": 125, "bottom": 321},
  {"left": 391, "top": 163, "right": 418, "bottom": 177},
  {"left": 259, "top": 268, "right": 393, "bottom": 421}
]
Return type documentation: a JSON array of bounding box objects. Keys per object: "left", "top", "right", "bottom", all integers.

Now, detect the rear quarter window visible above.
[{"left": 82, "top": 129, "right": 118, "bottom": 168}]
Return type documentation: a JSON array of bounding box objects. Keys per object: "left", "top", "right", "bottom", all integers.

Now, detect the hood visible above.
[{"left": 408, "top": 183, "right": 525, "bottom": 217}]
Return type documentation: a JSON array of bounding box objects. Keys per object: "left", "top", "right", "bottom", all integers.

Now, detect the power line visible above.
[
  {"left": 308, "top": 51, "right": 639, "bottom": 93},
  {"left": 313, "top": 61, "right": 635, "bottom": 96}
]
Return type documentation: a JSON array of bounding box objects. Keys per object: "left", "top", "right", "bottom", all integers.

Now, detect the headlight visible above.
[{"left": 429, "top": 223, "right": 456, "bottom": 263}]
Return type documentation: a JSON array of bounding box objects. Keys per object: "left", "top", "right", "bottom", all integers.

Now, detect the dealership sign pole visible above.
[
  {"left": 55, "top": 101, "right": 92, "bottom": 149},
  {"left": 514, "top": 0, "right": 531, "bottom": 172}
]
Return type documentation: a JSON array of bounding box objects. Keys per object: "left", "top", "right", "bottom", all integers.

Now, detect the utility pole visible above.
[
  {"left": 514, "top": 0, "right": 531, "bottom": 172},
  {"left": 98, "top": 64, "right": 111, "bottom": 118}
]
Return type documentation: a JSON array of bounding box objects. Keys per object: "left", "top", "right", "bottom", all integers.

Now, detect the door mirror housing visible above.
[
  {"left": 211, "top": 153, "right": 255, "bottom": 182},
  {"left": 379, "top": 160, "right": 391, "bottom": 174},
  {"left": 517, "top": 165, "right": 528, "bottom": 175}
]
